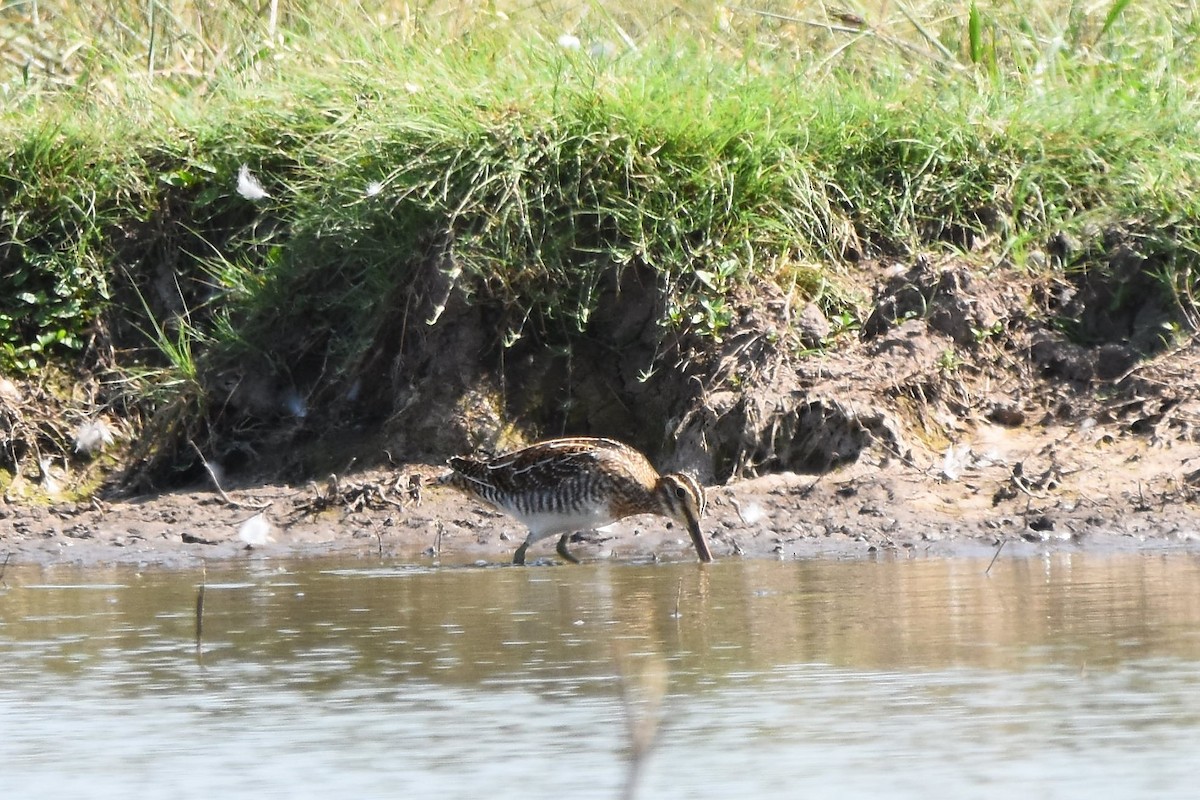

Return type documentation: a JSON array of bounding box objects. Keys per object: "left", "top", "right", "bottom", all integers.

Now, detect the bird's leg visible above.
[
  {"left": 556, "top": 533, "right": 581, "bottom": 564},
  {"left": 513, "top": 539, "right": 530, "bottom": 566}
]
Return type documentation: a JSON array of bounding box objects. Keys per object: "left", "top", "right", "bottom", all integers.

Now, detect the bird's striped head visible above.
[{"left": 656, "top": 472, "right": 713, "bottom": 562}]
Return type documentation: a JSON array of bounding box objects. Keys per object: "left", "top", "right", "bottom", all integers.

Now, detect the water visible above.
[{"left": 3, "top": 553, "right": 1200, "bottom": 799}]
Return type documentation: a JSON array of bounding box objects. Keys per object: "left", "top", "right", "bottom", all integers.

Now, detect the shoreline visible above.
[{"left": 4, "top": 442, "right": 1198, "bottom": 570}]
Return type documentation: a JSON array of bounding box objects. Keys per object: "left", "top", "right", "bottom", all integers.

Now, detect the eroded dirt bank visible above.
[{"left": 4, "top": 255, "right": 1200, "bottom": 568}]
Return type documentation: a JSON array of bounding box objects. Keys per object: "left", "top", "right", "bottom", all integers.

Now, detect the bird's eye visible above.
[{"left": 675, "top": 486, "right": 688, "bottom": 500}]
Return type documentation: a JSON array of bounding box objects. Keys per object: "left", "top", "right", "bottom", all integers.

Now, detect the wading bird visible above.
[{"left": 439, "top": 436, "right": 713, "bottom": 565}]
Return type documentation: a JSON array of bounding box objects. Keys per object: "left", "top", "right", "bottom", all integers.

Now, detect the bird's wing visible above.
[
  {"left": 449, "top": 437, "right": 657, "bottom": 494},
  {"left": 445, "top": 450, "right": 591, "bottom": 494},
  {"left": 484, "top": 440, "right": 610, "bottom": 492}
]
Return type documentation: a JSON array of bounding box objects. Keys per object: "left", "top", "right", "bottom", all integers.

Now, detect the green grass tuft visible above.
[{"left": 2, "top": 1, "right": 1199, "bottom": 466}]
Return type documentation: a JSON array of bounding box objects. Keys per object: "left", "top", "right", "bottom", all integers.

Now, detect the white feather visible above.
[
  {"left": 73, "top": 419, "right": 116, "bottom": 456},
  {"left": 237, "top": 164, "right": 270, "bottom": 201},
  {"left": 238, "top": 513, "right": 274, "bottom": 546}
]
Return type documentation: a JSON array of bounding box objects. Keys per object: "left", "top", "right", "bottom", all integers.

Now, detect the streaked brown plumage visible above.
[{"left": 439, "top": 436, "right": 713, "bottom": 565}]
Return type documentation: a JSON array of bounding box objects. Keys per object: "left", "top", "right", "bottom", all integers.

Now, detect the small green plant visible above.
[
  {"left": 0, "top": 219, "right": 111, "bottom": 373},
  {"left": 690, "top": 295, "right": 734, "bottom": 342},
  {"left": 686, "top": 258, "right": 740, "bottom": 341},
  {"left": 1159, "top": 320, "right": 1188, "bottom": 349},
  {"left": 971, "top": 321, "right": 1005, "bottom": 344},
  {"left": 937, "top": 348, "right": 963, "bottom": 374},
  {"left": 828, "top": 311, "right": 861, "bottom": 339}
]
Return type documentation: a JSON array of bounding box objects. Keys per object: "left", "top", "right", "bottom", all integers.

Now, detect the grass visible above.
[{"left": 2, "top": 1, "right": 1199, "bottom": 474}]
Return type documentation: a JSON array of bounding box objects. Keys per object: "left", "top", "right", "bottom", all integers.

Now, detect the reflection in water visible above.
[{"left": 2, "top": 553, "right": 1200, "bottom": 798}]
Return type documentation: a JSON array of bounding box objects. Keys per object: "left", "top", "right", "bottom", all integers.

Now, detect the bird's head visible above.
[{"left": 656, "top": 473, "right": 713, "bottom": 562}]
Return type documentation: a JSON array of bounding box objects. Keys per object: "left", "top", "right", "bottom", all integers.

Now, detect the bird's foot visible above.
[{"left": 556, "top": 533, "right": 581, "bottom": 564}]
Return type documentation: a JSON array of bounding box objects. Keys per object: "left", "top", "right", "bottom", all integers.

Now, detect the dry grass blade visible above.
[
  {"left": 894, "top": 0, "right": 962, "bottom": 66},
  {"left": 188, "top": 440, "right": 271, "bottom": 510}
]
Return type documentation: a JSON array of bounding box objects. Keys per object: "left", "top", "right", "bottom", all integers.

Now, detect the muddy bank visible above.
[
  {"left": 4, "top": 418, "right": 1198, "bottom": 569},
  {"left": 6, "top": 251, "right": 1200, "bottom": 569}
]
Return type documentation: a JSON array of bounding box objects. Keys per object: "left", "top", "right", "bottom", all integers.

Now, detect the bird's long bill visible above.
[{"left": 684, "top": 509, "right": 713, "bottom": 563}]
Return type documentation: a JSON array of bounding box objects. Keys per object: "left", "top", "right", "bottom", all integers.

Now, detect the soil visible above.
[
  {"left": 3, "top": 429, "right": 1199, "bottom": 569},
  {"left": 4, "top": 253, "right": 1200, "bottom": 569}
]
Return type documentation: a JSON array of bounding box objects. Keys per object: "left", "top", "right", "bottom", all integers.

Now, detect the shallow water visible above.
[{"left": 2, "top": 552, "right": 1200, "bottom": 799}]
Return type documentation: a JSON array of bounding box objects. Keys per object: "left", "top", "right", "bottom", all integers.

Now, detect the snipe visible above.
[{"left": 439, "top": 436, "right": 713, "bottom": 565}]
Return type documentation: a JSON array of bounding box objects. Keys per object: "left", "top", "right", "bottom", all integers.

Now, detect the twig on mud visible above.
[
  {"left": 799, "top": 474, "right": 825, "bottom": 498},
  {"left": 375, "top": 484, "right": 406, "bottom": 510},
  {"left": 188, "top": 440, "right": 270, "bottom": 511},
  {"left": 296, "top": 473, "right": 406, "bottom": 518},
  {"left": 1134, "top": 480, "right": 1152, "bottom": 512},
  {"left": 728, "top": 496, "right": 748, "bottom": 523},
  {"left": 1110, "top": 333, "right": 1197, "bottom": 386},
  {"left": 0, "top": 551, "right": 10, "bottom": 587},
  {"left": 1010, "top": 461, "right": 1048, "bottom": 499},
  {"left": 862, "top": 424, "right": 923, "bottom": 471}
]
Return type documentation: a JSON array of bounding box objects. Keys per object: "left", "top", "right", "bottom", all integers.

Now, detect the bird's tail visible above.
[
  {"left": 436, "top": 456, "right": 487, "bottom": 489},
  {"left": 447, "top": 456, "right": 491, "bottom": 481}
]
